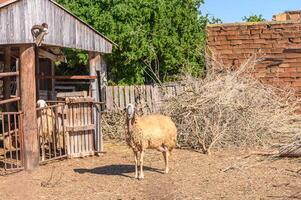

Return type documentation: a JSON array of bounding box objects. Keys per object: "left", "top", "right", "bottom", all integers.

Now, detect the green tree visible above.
[
  {"left": 208, "top": 16, "right": 222, "bottom": 24},
  {"left": 242, "top": 14, "right": 266, "bottom": 22},
  {"left": 57, "top": 0, "right": 207, "bottom": 84}
]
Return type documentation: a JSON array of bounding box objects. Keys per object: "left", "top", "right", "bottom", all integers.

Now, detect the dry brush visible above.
[
  {"left": 102, "top": 56, "right": 301, "bottom": 155},
  {"left": 163, "top": 57, "right": 301, "bottom": 154}
]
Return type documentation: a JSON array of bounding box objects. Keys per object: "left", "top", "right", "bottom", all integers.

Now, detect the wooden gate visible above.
[
  {"left": 65, "top": 97, "right": 99, "bottom": 158},
  {"left": 37, "top": 98, "right": 102, "bottom": 161},
  {"left": 0, "top": 112, "right": 24, "bottom": 172}
]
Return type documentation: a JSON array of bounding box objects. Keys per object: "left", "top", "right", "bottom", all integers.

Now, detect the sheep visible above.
[
  {"left": 125, "top": 103, "right": 177, "bottom": 179},
  {"left": 37, "top": 100, "right": 65, "bottom": 161}
]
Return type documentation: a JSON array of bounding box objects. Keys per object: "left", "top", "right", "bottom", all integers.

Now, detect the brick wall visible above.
[{"left": 206, "top": 21, "right": 301, "bottom": 95}]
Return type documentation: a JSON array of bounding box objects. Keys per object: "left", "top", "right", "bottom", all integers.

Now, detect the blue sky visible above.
[{"left": 200, "top": 0, "right": 301, "bottom": 23}]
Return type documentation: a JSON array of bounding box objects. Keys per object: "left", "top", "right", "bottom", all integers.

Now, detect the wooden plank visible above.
[
  {"left": 89, "top": 52, "right": 100, "bottom": 102},
  {"left": 152, "top": 86, "right": 161, "bottom": 111},
  {"left": 89, "top": 52, "right": 101, "bottom": 152},
  {"left": 99, "top": 55, "right": 107, "bottom": 110},
  {"left": 113, "top": 86, "right": 119, "bottom": 108},
  {"left": 0, "top": 97, "right": 20, "bottom": 105},
  {"left": 129, "top": 85, "right": 135, "bottom": 104},
  {"left": 57, "top": 91, "right": 87, "bottom": 98},
  {"left": 106, "top": 86, "right": 113, "bottom": 110},
  {"left": 0, "top": 71, "right": 19, "bottom": 77},
  {"left": 38, "top": 75, "right": 97, "bottom": 80},
  {"left": 84, "top": 104, "right": 89, "bottom": 153},
  {"left": 74, "top": 105, "right": 78, "bottom": 154},
  {"left": 65, "top": 124, "right": 95, "bottom": 132},
  {"left": 66, "top": 97, "right": 94, "bottom": 103},
  {"left": 146, "top": 86, "right": 152, "bottom": 112},
  {"left": 119, "top": 86, "right": 125, "bottom": 109},
  {"left": 124, "top": 86, "right": 130, "bottom": 107},
  {"left": 38, "top": 48, "right": 66, "bottom": 63},
  {"left": 20, "top": 46, "right": 39, "bottom": 170},
  {"left": 89, "top": 130, "right": 94, "bottom": 152}
]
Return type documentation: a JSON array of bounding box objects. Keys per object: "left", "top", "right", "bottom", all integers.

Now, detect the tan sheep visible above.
[
  {"left": 37, "top": 100, "right": 64, "bottom": 161},
  {"left": 125, "top": 104, "right": 177, "bottom": 179}
]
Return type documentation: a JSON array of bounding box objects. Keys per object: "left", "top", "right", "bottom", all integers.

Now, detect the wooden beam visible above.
[
  {"left": 0, "top": 71, "right": 19, "bottom": 78},
  {"left": 38, "top": 48, "right": 66, "bottom": 63},
  {"left": 20, "top": 46, "right": 39, "bottom": 171},
  {"left": 98, "top": 55, "right": 107, "bottom": 109},
  {"left": 35, "top": 46, "right": 40, "bottom": 100},
  {"left": 16, "top": 58, "right": 20, "bottom": 110},
  {"left": 89, "top": 52, "right": 102, "bottom": 153},
  {"left": 0, "top": 97, "right": 20, "bottom": 105},
  {"left": 38, "top": 75, "right": 97, "bottom": 80}
]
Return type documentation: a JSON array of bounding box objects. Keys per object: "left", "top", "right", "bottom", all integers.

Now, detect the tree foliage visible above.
[
  {"left": 57, "top": 0, "right": 207, "bottom": 84},
  {"left": 242, "top": 14, "right": 266, "bottom": 22}
]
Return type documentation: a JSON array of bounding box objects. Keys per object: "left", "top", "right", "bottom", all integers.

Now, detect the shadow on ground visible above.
[{"left": 74, "top": 164, "right": 163, "bottom": 178}]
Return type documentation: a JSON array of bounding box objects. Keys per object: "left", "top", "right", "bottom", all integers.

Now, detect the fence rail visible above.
[{"left": 105, "top": 83, "right": 191, "bottom": 112}]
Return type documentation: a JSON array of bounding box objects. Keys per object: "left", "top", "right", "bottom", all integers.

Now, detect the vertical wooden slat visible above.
[
  {"left": 52, "top": 107, "right": 57, "bottom": 158},
  {"left": 84, "top": 103, "right": 89, "bottom": 153},
  {"left": 70, "top": 104, "right": 75, "bottom": 155},
  {"left": 113, "top": 86, "right": 119, "bottom": 109},
  {"left": 130, "top": 86, "right": 135, "bottom": 105},
  {"left": 74, "top": 104, "right": 78, "bottom": 154},
  {"left": 106, "top": 87, "right": 113, "bottom": 110},
  {"left": 14, "top": 114, "right": 19, "bottom": 167},
  {"left": 2, "top": 114, "right": 7, "bottom": 170},
  {"left": 8, "top": 114, "right": 12, "bottom": 166},
  {"left": 124, "top": 86, "right": 130, "bottom": 107},
  {"left": 119, "top": 86, "right": 125, "bottom": 110},
  {"left": 146, "top": 86, "right": 152, "bottom": 112}
]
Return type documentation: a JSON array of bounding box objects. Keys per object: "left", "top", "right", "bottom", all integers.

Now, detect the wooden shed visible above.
[{"left": 0, "top": 0, "right": 114, "bottom": 171}]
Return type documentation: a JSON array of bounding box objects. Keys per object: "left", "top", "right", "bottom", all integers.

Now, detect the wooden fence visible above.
[{"left": 105, "top": 83, "right": 192, "bottom": 112}]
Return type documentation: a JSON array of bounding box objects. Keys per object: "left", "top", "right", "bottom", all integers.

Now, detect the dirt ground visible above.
[{"left": 0, "top": 143, "right": 300, "bottom": 200}]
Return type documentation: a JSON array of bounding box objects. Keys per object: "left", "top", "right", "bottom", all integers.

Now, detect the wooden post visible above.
[
  {"left": 99, "top": 55, "right": 107, "bottom": 109},
  {"left": 20, "top": 46, "right": 39, "bottom": 170},
  {"left": 89, "top": 52, "right": 102, "bottom": 153},
  {"left": 35, "top": 47, "right": 40, "bottom": 100},
  {"left": 51, "top": 61, "right": 56, "bottom": 100}
]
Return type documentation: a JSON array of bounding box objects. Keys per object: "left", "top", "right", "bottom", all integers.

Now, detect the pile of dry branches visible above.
[
  {"left": 102, "top": 111, "right": 126, "bottom": 141},
  {"left": 163, "top": 57, "right": 301, "bottom": 154}
]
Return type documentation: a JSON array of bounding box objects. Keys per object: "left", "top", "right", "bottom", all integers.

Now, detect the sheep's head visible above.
[
  {"left": 125, "top": 104, "right": 135, "bottom": 120},
  {"left": 37, "top": 99, "right": 48, "bottom": 108}
]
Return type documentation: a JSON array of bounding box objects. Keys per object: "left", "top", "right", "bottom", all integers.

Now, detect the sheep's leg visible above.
[
  {"left": 41, "top": 139, "right": 45, "bottom": 162},
  {"left": 139, "top": 150, "right": 144, "bottom": 179},
  {"left": 133, "top": 151, "right": 138, "bottom": 179},
  {"left": 162, "top": 150, "right": 169, "bottom": 174}
]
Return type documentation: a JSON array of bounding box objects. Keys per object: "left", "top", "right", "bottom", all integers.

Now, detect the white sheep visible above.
[{"left": 125, "top": 104, "right": 177, "bottom": 179}]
